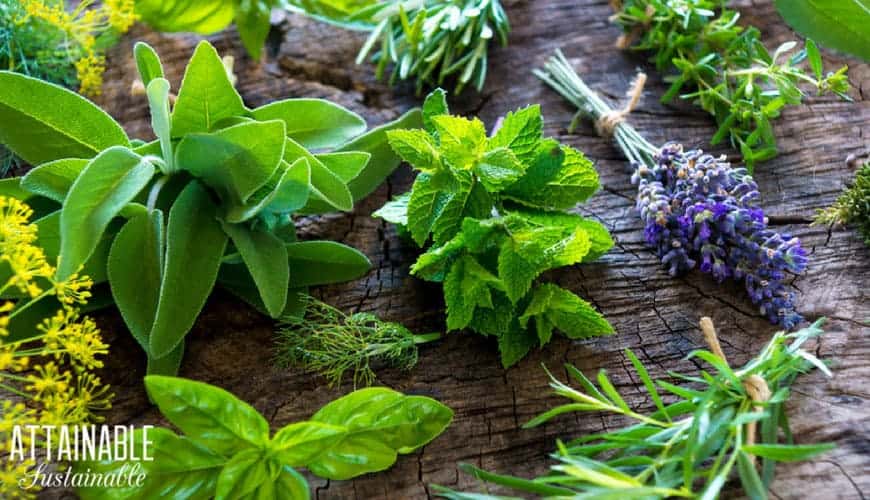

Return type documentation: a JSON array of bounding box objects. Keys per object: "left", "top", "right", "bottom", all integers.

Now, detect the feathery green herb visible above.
[
  {"left": 275, "top": 294, "right": 441, "bottom": 387},
  {"left": 816, "top": 162, "right": 870, "bottom": 246},
  {"left": 77, "top": 376, "right": 453, "bottom": 499},
  {"left": 611, "top": 0, "right": 850, "bottom": 170},
  {"left": 374, "top": 89, "right": 614, "bottom": 368},
  {"left": 285, "top": 0, "right": 511, "bottom": 94},
  {"left": 0, "top": 40, "right": 417, "bottom": 375},
  {"left": 434, "top": 318, "right": 834, "bottom": 500}
]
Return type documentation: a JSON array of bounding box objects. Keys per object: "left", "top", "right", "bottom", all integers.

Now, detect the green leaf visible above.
[
  {"left": 422, "top": 89, "right": 449, "bottom": 134},
  {"left": 476, "top": 147, "right": 525, "bottom": 191},
  {"left": 57, "top": 147, "right": 155, "bottom": 280},
  {"left": 224, "top": 158, "right": 310, "bottom": 223},
  {"left": 519, "top": 284, "right": 613, "bottom": 343},
  {"left": 575, "top": 217, "right": 614, "bottom": 261},
  {"left": 220, "top": 222, "right": 289, "bottom": 318},
  {"left": 406, "top": 173, "right": 449, "bottom": 246},
  {"left": 175, "top": 120, "right": 286, "bottom": 205},
  {"left": 146, "top": 78, "right": 175, "bottom": 172},
  {"left": 134, "top": 41, "right": 165, "bottom": 86},
  {"left": 108, "top": 211, "right": 164, "bottom": 350},
  {"left": 339, "top": 108, "right": 423, "bottom": 201},
  {"left": 145, "top": 375, "right": 270, "bottom": 456},
  {"left": 742, "top": 443, "right": 835, "bottom": 462},
  {"left": 149, "top": 182, "right": 228, "bottom": 358},
  {"left": 737, "top": 451, "right": 767, "bottom": 500},
  {"left": 21, "top": 158, "right": 87, "bottom": 203},
  {"left": 27, "top": 211, "right": 113, "bottom": 287},
  {"left": 805, "top": 39, "right": 823, "bottom": 79},
  {"left": 307, "top": 387, "right": 453, "bottom": 480},
  {"left": 76, "top": 427, "right": 225, "bottom": 500},
  {"left": 315, "top": 151, "right": 370, "bottom": 183},
  {"left": 251, "top": 98, "right": 367, "bottom": 149},
  {"left": 269, "top": 421, "right": 348, "bottom": 466},
  {"left": 285, "top": 241, "right": 371, "bottom": 286},
  {"left": 147, "top": 341, "right": 186, "bottom": 376},
  {"left": 218, "top": 261, "right": 308, "bottom": 318},
  {"left": 498, "top": 327, "right": 537, "bottom": 368},
  {"left": 0, "top": 71, "right": 129, "bottom": 165},
  {"left": 136, "top": 0, "right": 236, "bottom": 35},
  {"left": 624, "top": 349, "right": 668, "bottom": 418},
  {"left": 272, "top": 466, "right": 310, "bottom": 500},
  {"left": 236, "top": 0, "right": 273, "bottom": 61},
  {"left": 387, "top": 128, "right": 441, "bottom": 171},
  {"left": 488, "top": 104, "right": 543, "bottom": 164},
  {"left": 215, "top": 448, "right": 271, "bottom": 500},
  {"left": 444, "top": 254, "right": 502, "bottom": 331},
  {"left": 432, "top": 115, "right": 487, "bottom": 169},
  {"left": 505, "top": 145, "right": 599, "bottom": 210},
  {"left": 285, "top": 139, "right": 354, "bottom": 212},
  {"left": 372, "top": 192, "right": 410, "bottom": 226},
  {"left": 430, "top": 172, "right": 491, "bottom": 245},
  {"left": 283, "top": 0, "right": 384, "bottom": 30},
  {"left": 498, "top": 238, "right": 539, "bottom": 304},
  {"left": 774, "top": 1, "right": 870, "bottom": 61},
  {"left": 171, "top": 41, "right": 246, "bottom": 137}
]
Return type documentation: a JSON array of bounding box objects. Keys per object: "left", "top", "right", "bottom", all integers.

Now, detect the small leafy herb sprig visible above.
[
  {"left": 375, "top": 90, "right": 615, "bottom": 368},
  {"left": 815, "top": 161, "right": 870, "bottom": 246},
  {"left": 0, "top": 40, "right": 418, "bottom": 376},
  {"left": 284, "top": 0, "right": 511, "bottom": 94},
  {"left": 435, "top": 317, "right": 834, "bottom": 500},
  {"left": 537, "top": 51, "right": 808, "bottom": 329},
  {"left": 611, "top": 0, "right": 850, "bottom": 170},
  {"left": 77, "top": 376, "right": 453, "bottom": 499},
  {"left": 275, "top": 294, "right": 441, "bottom": 387}
]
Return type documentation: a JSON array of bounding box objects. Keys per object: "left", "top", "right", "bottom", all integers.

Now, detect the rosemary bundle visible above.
[
  {"left": 536, "top": 51, "right": 809, "bottom": 329},
  {"left": 275, "top": 295, "right": 440, "bottom": 387},
  {"left": 435, "top": 317, "right": 834, "bottom": 499}
]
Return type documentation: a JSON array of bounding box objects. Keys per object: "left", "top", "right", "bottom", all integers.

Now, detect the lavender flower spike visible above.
[{"left": 536, "top": 50, "right": 808, "bottom": 329}]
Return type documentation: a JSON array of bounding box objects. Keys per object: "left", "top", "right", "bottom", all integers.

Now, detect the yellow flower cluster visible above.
[
  {"left": 0, "top": 196, "right": 113, "bottom": 499},
  {"left": 18, "top": 0, "right": 137, "bottom": 96}
]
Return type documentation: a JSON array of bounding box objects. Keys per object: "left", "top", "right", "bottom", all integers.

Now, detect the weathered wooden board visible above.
[{"left": 59, "top": 0, "right": 869, "bottom": 498}]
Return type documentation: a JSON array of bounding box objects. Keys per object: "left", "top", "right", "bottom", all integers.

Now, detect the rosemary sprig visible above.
[
  {"left": 434, "top": 318, "right": 834, "bottom": 499},
  {"left": 815, "top": 161, "right": 870, "bottom": 246},
  {"left": 274, "top": 295, "right": 441, "bottom": 387},
  {"left": 610, "top": 0, "right": 850, "bottom": 170}
]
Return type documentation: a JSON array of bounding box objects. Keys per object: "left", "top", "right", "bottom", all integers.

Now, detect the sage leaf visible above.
[
  {"left": 146, "top": 78, "right": 175, "bottom": 173},
  {"left": 21, "top": 158, "right": 87, "bottom": 203},
  {"left": 175, "top": 120, "right": 286, "bottom": 205},
  {"left": 307, "top": 387, "right": 454, "bottom": 480},
  {"left": 220, "top": 222, "right": 289, "bottom": 318},
  {"left": 33, "top": 211, "right": 113, "bottom": 285},
  {"left": 57, "top": 147, "right": 155, "bottom": 280},
  {"left": 224, "top": 158, "right": 310, "bottom": 223},
  {"left": 0, "top": 71, "right": 129, "bottom": 165},
  {"left": 136, "top": 0, "right": 236, "bottom": 34},
  {"left": 145, "top": 375, "right": 270, "bottom": 456},
  {"left": 214, "top": 448, "right": 271, "bottom": 500},
  {"left": 775, "top": 1, "right": 870, "bottom": 61},
  {"left": 251, "top": 98, "right": 367, "bottom": 149},
  {"left": 316, "top": 151, "right": 371, "bottom": 183},
  {"left": 76, "top": 427, "right": 225, "bottom": 500},
  {"left": 108, "top": 211, "right": 164, "bottom": 349},
  {"left": 149, "top": 181, "right": 228, "bottom": 358},
  {"left": 285, "top": 138, "right": 354, "bottom": 212},
  {"left": 285, "top": 241, "right": 371, "bottom": 286},
  {"left": 217, "top": 262, "right": 309, "bottom": 319},
  {"left": 269, "top": 422, "right": 347, "bottom": 467},
  {"left": 172, "top": 41, "right": 246, "bottom": 137},
  {"left": 134, "top": 41, "right": 165, "bottom": 86}
]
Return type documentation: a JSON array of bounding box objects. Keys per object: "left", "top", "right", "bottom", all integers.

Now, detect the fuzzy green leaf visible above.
[
  {"left": 136, "top": 0, "right": 236, "bottom": 34},
  {"left": 21, "top": 158, "right": 87, "bottom": 203},
  {"left": 284, "top": 241, "right": 371, "bottom": 286},
  {"left": 251, "top": 98, "right": 367, "bottom": 149},
  {"left": 221, "top": 222, "right": 289, "bottom": 318},
  {"left": 134, "top": 42, "right": 165, "bottom": 86}
]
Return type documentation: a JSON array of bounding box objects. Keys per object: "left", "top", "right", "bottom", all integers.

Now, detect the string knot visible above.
[{"left": 594, "top": 72, "right": 646, "bottom": 138}]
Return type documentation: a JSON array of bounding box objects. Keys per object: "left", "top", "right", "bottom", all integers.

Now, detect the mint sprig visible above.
[{"left": 375, "top": 89, "right": 615, "bottom": 368}]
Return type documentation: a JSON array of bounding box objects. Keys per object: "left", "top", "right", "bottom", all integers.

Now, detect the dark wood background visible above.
[{"left": 67, "top": 0, "right": 870, "bottom": 498}]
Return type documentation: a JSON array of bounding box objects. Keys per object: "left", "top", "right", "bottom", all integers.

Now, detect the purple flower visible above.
[{"left": 633, "top": 143, "right": 807, "bottom": 329}]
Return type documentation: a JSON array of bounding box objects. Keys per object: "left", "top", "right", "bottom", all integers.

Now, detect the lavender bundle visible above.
[{"left": 535, "top": 51, "right": 808, "bottom": 328}]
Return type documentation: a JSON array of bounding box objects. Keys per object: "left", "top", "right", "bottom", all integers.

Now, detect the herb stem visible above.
[
  {"left": 146, "top": 174, "right": 169, "bottom": 212},
  {"left": 413, "top": 332, "right": 442, "bottom": 344}
]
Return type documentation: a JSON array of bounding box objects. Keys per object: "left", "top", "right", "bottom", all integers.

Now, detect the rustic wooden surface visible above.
[{"left": 60, "top": 0, "right": 870, "bottom": 498}]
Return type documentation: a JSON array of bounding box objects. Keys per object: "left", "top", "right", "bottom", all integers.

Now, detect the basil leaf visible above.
[
  {"left": 214, "top": 448, "right": 272, "bottom": 500},
  {"left": 775, "top": 0, "right": 870, "bottom": 61},
  {"left": 149, "top": 181, "right": 228, "bottom": 358},
  {"left": 108, "top": 210, "right": 164, "bottom": 349},
  {"left": 76, "top": 427, "right": 225, "bottom": 500},
  {"left": 0, "top": 71, "right": 129, "bottom": 165},
  {"left": 269, "top": 421, "right": 347, "bottom": 466},
  {"left": 273, "top": 466, "right": 309, "bottom": 500},
  {"left": 236, "top": 0, "right": 273, "bottom": 61},
  {"left": 57, "top": 147, "right": 155, "bottom": 280},
  {"left": 285, "top": 241, "right": 371, "bottom": 286},
  {"left": 220, "top": 222, "right": 289, "bottom": 318},
  {"left": 339, "top": 108, "right": 423, "bottom": 201},
  {"left": 175, "top": 120, "right": 286, "bottom": 205},
  {"left": 307, "top": 387, "right": 454, "bottom": 480},
  {"left": 136, "top": 0, "right": 236, "bottom": 35},
  {"left": 145, "top": 375, "right": 270, "bottom": 456},
  {"left": 146, "top": 78, "right": 175, "bottom": 173},
  {"left": 134, "top": 41, "right": 165, "bottom": 86},
  {"left": 250, "top": 98, "right": 367, "bottom": 149},
  {"left": 21, "top": 158, "right": 87, "bottom": 203},
  {"left": 172, "top": 41, "right": 246, "bottom": 137}
]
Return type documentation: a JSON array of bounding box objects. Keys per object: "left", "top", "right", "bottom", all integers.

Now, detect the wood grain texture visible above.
[{"left": 49, "top": 0, "right": 869, "bottom": 498}]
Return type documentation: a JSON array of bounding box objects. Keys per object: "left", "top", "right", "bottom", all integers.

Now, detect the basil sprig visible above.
[
  {"left": 0, "top": 40, "right": 419, "bottom": 374},
  {"left": 76, "top": 376, "right": 453, "bottom": 499}
]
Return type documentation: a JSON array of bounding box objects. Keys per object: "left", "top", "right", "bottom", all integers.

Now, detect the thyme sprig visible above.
[
  {"left": 815, "top": 161, "right": 870, "bottom": 246},
  {"left": 610, "top": 0, "right": 850, "bottom": 170},
  {"left": 275, "top": 295, "right": 441, "bottom": 387},
  {"left": 435, "top": 317, "right": 834, "bottom": 499}
]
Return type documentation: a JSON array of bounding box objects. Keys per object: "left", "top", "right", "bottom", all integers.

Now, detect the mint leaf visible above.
[
  {"left": 431, "top": 115, "right": 487, "bottom": 169},
  {"left": 520, "top": 284, "right": 613, "bottom": 344},
  {"left": 498, "top": 239, "right": 539, "bottom": 304},
  {"left": 407, "top": 173, "right": 450, "bottom": 246},
  {"left": 488, "top": 104, "right": 543, "bottom": 164},
  {"left": 443, "top": 255, "right": 501, "bottom": 331},
  {"left": 386, "top": 129, "right": 441, "bottom": 171},
  {"left": 411, "top": 234, "right": 465, "bottom": 282},
  {"left": 373, "top": 192, "right": 410, "bottom": 227},
  {"left": 505, "top": 145, "right": 599, "bottom": 210},
  {"left": 476, "top": 147, "right": 525, "bottom": 191},
  {"left": 422, "top": 88, "right": 449, "bottom": 134},
  {"left": 498, "top": 326, "right": 537, "bottom": 368}
]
